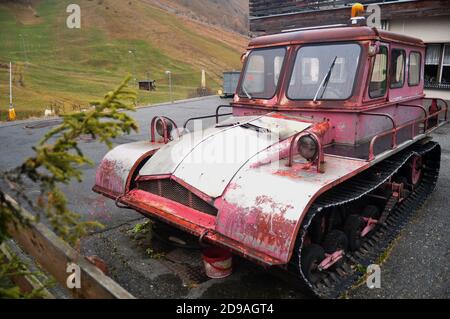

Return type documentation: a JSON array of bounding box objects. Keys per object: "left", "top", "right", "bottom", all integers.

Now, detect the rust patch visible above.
[
  {"left": 95, "top": 159, "right": 124, "bottom": 195},
  {"left": 267, "top": 112, "right": 312, "bottom": 123},
  {"left": 273, "top": 162, "right": 316, "bottom": 178},
  {"left": 226, "top": 182, "right": 241, "bottom": 191},
  {"left": 249, "top": 138, "right": 293, "bottom": 169},
  {"left": 310, "top": 121, "right": 330, "bottom": 137},
  {"left": 216, "top": 195, "right": 296, "bottom": 261},
  {"left": 120, "top": 190, "right": 284, "bottom": 266}
]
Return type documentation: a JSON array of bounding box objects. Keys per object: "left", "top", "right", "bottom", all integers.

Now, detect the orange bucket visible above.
[{"left": 202, "top": 247, "right": 233, "bottom": 279}]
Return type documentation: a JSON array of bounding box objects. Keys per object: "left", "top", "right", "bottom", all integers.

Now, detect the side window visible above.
[
  {"left": 409, "top": 52, "right": 421, "bottom": 86},
  {"left": 369, "top": 46, "right": 388, "bottom": 98},
  {"left": 390, "top": 49, "right": 406, "bottom": 88}
]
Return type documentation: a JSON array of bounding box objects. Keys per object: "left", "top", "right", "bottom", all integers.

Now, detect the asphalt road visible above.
[{"left": 0, "top": 96, "right": 448, "bottom": 299}]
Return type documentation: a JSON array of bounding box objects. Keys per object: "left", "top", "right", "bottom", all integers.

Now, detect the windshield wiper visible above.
[
  {"left": 313, "top": 56, "right": 338, "bottom": 102},
  {"left": 242, "top": 83, "right": 252, "bottom": 99},
  {"left": 240, "top": 123, "right": 271, "bottom": 133},
  {"left": 216, "top": 122, "right": 239, "bottom": 128}
]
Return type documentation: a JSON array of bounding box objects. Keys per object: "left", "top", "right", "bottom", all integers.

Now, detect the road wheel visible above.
[
  {"left": 322, "top": 230, "right": 347, "bottom": 269},
  {"left": 344, "top": 215, "right": 365, "bottom": 251},
  {"left": 361, "top": 205, "right": 380, "bottom": 219},
  {"left": 301, "top": 244, "right": 325, "bottom": 284},
  {"left": 322, "top": 230, "right": 348, "bottom": 254}
]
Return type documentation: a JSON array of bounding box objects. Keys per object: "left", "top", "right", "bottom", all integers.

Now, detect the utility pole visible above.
[
  {"left": 165, "top": 70, "right": 173, "bottom": 103},
  {"left": 201, "top": 69, "right": 206, "bottom": 89},
  {"left": 8, "top": 62, "right": 16, "bottom": 121}
]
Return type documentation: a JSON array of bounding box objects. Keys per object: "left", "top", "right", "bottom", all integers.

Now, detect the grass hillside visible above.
[
  {"left": 0, "top": 0, "right": 248, "bottom": 120},
  {"left": 149, "top": 0, "right": 249, "bottom": 35}
]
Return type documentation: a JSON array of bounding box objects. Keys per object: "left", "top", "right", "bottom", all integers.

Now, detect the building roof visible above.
[
  {"left": 249, "top": 0, "right": 405, "bottom": 18},
  {"left": 248, "top": 26, "right": 424, "bottom": 48},
  {"left": 249, "top": 0, "right": 450, "bottom": 35}
]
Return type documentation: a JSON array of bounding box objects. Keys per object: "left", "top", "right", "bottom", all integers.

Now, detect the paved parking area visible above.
[{"left": 1, "top": 96, "right": 448, "bottom": 298}]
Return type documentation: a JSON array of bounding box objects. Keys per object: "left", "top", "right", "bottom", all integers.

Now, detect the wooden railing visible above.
[{"left": 3, "top": 194, "right": 135, "bottom": 299}]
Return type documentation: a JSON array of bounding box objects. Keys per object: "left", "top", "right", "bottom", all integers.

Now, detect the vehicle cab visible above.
[{"left": 232, "top": 25, "right": 447, "bottom": 162}]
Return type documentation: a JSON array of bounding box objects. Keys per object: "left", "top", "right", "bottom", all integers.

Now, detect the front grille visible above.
[{"left": 137, "top": 179, "right": 218, "bottom": 217}]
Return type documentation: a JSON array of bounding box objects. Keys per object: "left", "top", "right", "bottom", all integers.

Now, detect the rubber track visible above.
[{"left": 292, "top": 141, "right": 441, "bottom": 299}]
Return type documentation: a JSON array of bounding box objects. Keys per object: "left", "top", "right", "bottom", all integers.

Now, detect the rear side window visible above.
[
  {"left": 369, "top": 46, "right": 388, "bottom": 98},
  {"left": 390, "top": 49, "right": 406, "bottom": 88},
  {"left": 409, "top": 52, "right": 421, "bottom": 86}
]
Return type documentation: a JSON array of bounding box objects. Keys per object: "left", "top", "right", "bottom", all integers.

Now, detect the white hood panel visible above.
[
  {"left": 139, "top": 114, "right": 311, "bottom": 197},
  {"left": 174, "top": 126, "right": 277, "bottom": 197}
]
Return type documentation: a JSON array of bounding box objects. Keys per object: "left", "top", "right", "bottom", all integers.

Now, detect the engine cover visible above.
[{"left": 139, "top": 114, "right": 312, "bottom": 198}]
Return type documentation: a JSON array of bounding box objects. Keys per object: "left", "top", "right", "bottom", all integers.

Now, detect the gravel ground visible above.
[{"left": 0, "top": 96, "right": 448, "bottom": 299}]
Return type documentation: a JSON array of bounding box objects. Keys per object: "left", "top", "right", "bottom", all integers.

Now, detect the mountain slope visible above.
[
  {"left": 0, "top": 0, "right": 248, "bottom": 120},
  {"left": 148, "top": 0, "right": 249, "bottom": 35}
]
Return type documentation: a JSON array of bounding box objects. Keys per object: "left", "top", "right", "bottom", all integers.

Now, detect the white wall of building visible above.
[
  {"left": 424, "top": 89, "right": 450, "bottom": 100},
  {"left": 388, "top": 16, "right": 450, "bottom": 43}
]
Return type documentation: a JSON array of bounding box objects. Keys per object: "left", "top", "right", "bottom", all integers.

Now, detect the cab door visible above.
[{"left": 364, "top": 43, "right": 389, "bottom": 103}]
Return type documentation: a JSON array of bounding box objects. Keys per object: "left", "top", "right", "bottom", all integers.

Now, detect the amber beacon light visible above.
[{"left": 351, "top": 3, "right": 365, "bottom": 18}]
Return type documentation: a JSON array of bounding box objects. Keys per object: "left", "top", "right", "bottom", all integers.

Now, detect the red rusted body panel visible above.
[
  {"left": 95, "top": 141, "right": 161, "bottom": 196},
  {"left": 119, "top": 189, "right": 285, "bottom": 265},
  {"left": 248, "top": 27, "right": 424, "bottom": 49}
]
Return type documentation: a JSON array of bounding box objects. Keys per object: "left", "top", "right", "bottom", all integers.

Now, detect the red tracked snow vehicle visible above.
[{"left": 93, "top": 6, "right": 448, "bottom": 298}]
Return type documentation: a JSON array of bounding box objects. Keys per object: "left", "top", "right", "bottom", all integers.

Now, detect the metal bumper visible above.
[{"left": 92, "top": 186, "right": 285, "bottom": 267}]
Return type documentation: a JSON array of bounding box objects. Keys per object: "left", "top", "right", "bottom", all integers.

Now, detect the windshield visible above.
[
  {"left": 288, "top": 43, "right": 361, "bottom": 100},
  {"left": 239, "top": 47, "right": 286, "bottom": 99}
]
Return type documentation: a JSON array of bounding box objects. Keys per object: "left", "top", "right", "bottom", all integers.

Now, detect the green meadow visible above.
[{"left": 0, "top": 0, "right": 244, "bottom": 120}]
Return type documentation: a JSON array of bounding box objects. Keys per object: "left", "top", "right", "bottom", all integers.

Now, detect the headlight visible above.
[
  {"left": 156, "top": 119, "right": 173, "bottom": 138},
  {"left": 298, "top": 135, "right": 318, "bottom": 161}
]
